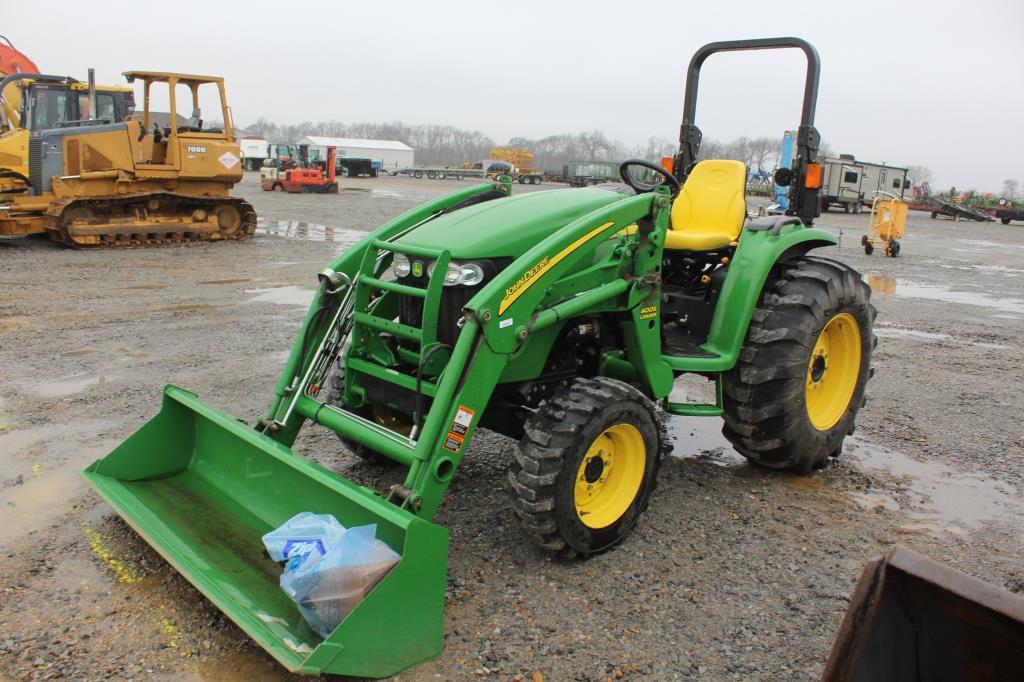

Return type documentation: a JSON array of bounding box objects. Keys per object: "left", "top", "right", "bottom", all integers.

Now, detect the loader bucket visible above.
[
  {"left": 823, "top": 546, "right": 1024, "bottom": 681},
  {"left": 82, "top": 386, "right": 448, "bottom": 678}
]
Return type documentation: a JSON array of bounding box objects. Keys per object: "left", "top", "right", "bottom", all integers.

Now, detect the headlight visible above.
[
  {"left": 426, "top": 260, "right": 488, "bottom": 287},
  {"left": 393, "top": 253, "right": 411, "bottom": 278},
  {"left": 459, "top": 262, "right": 485, "bottom": 286}
]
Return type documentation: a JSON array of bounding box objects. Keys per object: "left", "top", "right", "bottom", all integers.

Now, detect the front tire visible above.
[
  {"left": 508, "top": 377, "right": 664, "bottom": 557},
  {"left": 722, "top": 256, "right": 876, "bottom": 473}
]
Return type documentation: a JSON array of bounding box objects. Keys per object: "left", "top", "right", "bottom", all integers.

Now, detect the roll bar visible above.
[{"left": 673, "top": 37, "right": 823, "bottom": 225}]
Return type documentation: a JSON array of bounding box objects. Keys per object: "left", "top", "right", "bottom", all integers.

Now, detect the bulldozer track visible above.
[{"left": 43, "top": 192, "right": 258, "bottom": 248}]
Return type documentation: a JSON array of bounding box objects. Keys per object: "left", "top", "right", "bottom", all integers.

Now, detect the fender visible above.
[{"left": 663, "top": 222, "right": 837, "bottom": 373}]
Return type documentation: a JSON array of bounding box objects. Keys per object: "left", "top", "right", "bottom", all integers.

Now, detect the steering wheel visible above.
[{"left": 619, "top": 159, "right": 681, "bottom": 194}]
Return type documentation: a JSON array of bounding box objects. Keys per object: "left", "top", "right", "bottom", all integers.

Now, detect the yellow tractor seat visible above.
[{"left": 666, "top": 159, "right": 747, "bottom": 251}]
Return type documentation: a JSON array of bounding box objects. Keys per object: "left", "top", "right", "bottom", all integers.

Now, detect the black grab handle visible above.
[{"left": 681, "top": 37, "right": 820, "bottom": 132}]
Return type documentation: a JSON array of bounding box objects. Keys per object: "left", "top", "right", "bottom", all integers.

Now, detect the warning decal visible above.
[
  {"left": 442, "top": 406, "right": 476, "bottom": 453},
  {"left": 451, "top": 405, "right": 476, "bottom": 437},
  {"left": 442, "top": 433, "right": 464, "bottom": 452},
  {"left": 219, "top": 151, "right": 240, "bottom": 169}
]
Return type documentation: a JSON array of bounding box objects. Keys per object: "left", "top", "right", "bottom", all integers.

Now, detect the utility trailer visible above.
[
  {"left": 929, "top": 198, "right": 995, "bottom": 222},
  {"left": 993, "top": 198, "right": 1024, "bottom": 224},
  {"left": 543, "top": 161, "right": 620, "bottom": 187},
  {"left": 820, "top": 155, "right": 910, "bottom": 213},
  {"left": 240, "top": 137, "right": 269, "bottom": 171},
  {"left": 337, "top": 157, "right": 379, "bottom": 178}
]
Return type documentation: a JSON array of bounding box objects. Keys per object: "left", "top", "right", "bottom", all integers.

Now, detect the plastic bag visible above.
[
  {"left": 262, "top": 512, "right": 345, "bottom": 565},
  {"left": 262, "top": 514, "right": 400, "bottom": 638}
]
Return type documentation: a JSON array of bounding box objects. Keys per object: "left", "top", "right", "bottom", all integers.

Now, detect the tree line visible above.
[{"left": 242, "top": 117, "right": 820, "bottom": 173}]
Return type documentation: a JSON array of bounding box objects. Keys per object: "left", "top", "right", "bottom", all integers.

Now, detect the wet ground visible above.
[{"left": 1, "top": 173, "right": 1022, "bottom": 680}]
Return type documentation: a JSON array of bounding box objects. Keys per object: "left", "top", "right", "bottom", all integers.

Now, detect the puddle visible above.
[
  {"left": 848, "top": 490, "right": 902, "bottom": 513},
  {"left": 255, "top": 219, "right": 364, "bottom": 245},
  {"left": 33, "top": 374, "right": 102, "bottom": 398},
  {"left": 199, "top": 278, "right": 253, "bottom": 285},
  {"left": 874, "top": 327, "right": 949, "bottom": 341},
  {"left": 0, "top": 467, "right": 86, "bottom": 545},
  {"left": 370, "top": 188, "right": 433, "bottom": 201},
  {"left": 847, "top": 436, "right": 1023, "bottom": 534},
  {"left": 664, "top": 376, "right": 745, "bottom": 465},
  {"left": 867, "top": 275, "right": 1024, "bottom": 315},
  {"left": 954, "top": 238, "right": 1024, "bottom": 251},
  {"left": 246, "top": 285, "right": 315, "bottom": 306},
  {"left": 667, "top": 415, "right": 745, "bottom": 466},
  {"left": 157, "top": 304, "right": 221, "bottom": 313}
]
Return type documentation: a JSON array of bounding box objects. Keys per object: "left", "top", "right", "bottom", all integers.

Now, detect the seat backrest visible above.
[{"left": 670, "top": 159, "right": 747, "bottom": 240}]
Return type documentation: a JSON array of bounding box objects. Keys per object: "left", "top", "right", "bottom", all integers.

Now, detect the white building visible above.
[{"left": 298, "top": 136, "right": 414, "bottom": 170}]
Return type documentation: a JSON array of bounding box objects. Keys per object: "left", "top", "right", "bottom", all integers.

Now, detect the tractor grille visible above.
[
  {"left": 398, "top": 274, "right": 480, "bottom": 348},
  {"left": 28, "top": 137, "right": 42, "bottom": 196}
]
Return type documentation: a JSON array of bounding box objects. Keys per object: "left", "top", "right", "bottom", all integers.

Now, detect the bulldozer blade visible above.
[
  {"left": 82, "top": 385, "right": 448, "bottom": 678},
  {"left": 823, "top": 546, "right": 1024, "bottom": 681}
]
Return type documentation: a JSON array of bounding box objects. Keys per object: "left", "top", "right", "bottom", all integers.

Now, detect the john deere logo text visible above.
[
  {"left": 639, "top": 305, "right": 658, "bottom": 320},
  {"left": 497, "top": 221, "right": 616, "bottom": 315},
  {"left": 503, "top": 256, "right": 549, "bottom": 303}
]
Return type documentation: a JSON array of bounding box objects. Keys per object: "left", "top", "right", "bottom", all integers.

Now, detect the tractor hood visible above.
[{"left": 397, "top": 187, "right": 629, "bottom": 260}]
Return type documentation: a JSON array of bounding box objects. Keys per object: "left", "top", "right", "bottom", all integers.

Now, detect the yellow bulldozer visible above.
[{"left": 0, "top": 69, "right": 255, "bottom": 247}]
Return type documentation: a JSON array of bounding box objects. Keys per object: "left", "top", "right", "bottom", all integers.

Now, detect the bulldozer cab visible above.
[
  {"left": 123, "top": 71, "right": 241, "bottom": 179},
  {"left": 0, "top": 73, "right": 134, "bottom": 133}
]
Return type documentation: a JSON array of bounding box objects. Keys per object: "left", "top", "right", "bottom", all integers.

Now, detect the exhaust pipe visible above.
[{"left": 87, "top": 68, "right": 96, "bottom": 120}]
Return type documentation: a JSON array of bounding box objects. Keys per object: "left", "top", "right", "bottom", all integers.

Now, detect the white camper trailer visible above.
[{"left": 821, "top": 155, "right": 910, "bottom": 213}]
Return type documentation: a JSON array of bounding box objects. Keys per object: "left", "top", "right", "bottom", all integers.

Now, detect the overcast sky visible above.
[{"left": 8, "top": 0, "right": 1022, "bottom": 191}]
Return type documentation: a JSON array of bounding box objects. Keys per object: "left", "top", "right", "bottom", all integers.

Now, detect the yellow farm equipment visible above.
[
  {"left": 0, "top": 70, "right": 255, "bottom": 247},
  {"left": 862, "top": 195, "right": 907, "bottom": 257}
]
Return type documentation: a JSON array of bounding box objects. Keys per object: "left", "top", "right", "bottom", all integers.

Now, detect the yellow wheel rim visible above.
[
  {"left": 371, "top": 404, "right": 413, "bottom": 436},
  {"left": 574, "top": 423, "right": 646, "bottom": 529},
  {"left": 806, "top": 312, "right": 862, "bottom": 430}
]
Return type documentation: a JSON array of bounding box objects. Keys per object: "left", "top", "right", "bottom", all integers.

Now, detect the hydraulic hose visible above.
[{"left": 412, "top": 343, "right": 451, "bottom": 440}]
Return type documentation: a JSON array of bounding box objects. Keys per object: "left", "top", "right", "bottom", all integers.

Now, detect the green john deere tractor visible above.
[{"left": 83, "top": 38, "right": 875, "bottom": 677}]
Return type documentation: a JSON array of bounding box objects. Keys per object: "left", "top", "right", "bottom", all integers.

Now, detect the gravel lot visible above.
[{"left": 1, "top": 173, "right": 1022, "bottom": 680}]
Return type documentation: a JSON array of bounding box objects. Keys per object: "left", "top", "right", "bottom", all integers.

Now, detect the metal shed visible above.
[{"left": 299, "top": 136, "right": 414, "bottom": 171}]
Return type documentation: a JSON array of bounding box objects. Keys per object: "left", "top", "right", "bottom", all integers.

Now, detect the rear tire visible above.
[
  {"left": 722, "top": 256, "right": 876, "bottom": 473},
  {"left": 508, "top": 377, "right": 664, "bottom": 557},
  {"left": 1002, "top": 217, "right": 1011, "bottom": 225}
]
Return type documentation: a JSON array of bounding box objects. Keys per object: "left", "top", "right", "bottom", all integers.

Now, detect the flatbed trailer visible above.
[
  {"left": 403, "top": 164, "right": 542, "bottom": 184},
  {"left": 929, "top": 199, "right": 994, "bottom": 222}
]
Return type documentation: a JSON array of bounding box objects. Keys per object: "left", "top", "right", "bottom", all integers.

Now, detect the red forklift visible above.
[{"left": 260, "top": 145, "right": 339, "bottom": 194}]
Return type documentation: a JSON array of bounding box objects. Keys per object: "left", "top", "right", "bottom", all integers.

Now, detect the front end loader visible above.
[{"left": 84, "top": 38, "right": 878, "bottom": 676}]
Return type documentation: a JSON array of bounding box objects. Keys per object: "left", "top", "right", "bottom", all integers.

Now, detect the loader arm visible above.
[{"left": 286, "top": 187, "right": 671, "bottom": 519}]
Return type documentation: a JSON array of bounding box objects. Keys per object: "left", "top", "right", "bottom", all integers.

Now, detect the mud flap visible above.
[
  {"left": 823, "top": 546, "right": 1024, "bottom": 681},
  {"left": 82, "top": 386, "right": 448, "bottom": 678}
]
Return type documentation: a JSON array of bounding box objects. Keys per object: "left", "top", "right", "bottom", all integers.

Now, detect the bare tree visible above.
[
  {"left": 747, "top": 137, "right": 778, "bottom": 171},
  {"left": 1001, "top": 178, "right": 1019, "bottom": 199},
  {"left": 907, "top": 165, "right": 933, "bottom": 188}
]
